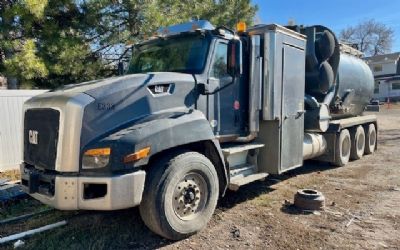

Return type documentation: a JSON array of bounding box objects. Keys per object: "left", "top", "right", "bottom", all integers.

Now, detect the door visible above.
[
  {"left": 208, "top": 41, "right": 247, "bottom": 137},
  {"left": 280, "top": 44, "right": 305, "bottom": 170}
]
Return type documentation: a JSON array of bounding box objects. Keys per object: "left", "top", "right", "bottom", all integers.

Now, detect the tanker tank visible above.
[
  {"left": 332, "top": 52, "right": 374, "bottom": 119},
  {"left": 287, "top": 25, "right": 374, "bottom": 132}
]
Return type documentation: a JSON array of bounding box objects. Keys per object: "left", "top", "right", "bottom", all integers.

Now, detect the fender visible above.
[
  {"left": 113, "top": 110, "right": 219, "bottom": 163},
  {"left": 88, "top": 110, "right": 228, "bottom": 193}
]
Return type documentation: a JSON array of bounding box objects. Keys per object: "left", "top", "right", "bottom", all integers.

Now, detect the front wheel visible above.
[{"left": 139, "top": 151, "right": 219, "bottom": 240}]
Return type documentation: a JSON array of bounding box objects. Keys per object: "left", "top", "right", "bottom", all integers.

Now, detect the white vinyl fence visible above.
[{"left": 0, "top": 90, "right": 48, "bottom": 172}]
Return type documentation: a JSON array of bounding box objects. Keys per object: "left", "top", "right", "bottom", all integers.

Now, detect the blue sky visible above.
[{"left": 252, "top": 0, "right": 400, "bottom": 52}]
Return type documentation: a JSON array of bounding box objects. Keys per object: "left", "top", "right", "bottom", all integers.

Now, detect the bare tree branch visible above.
[{"left": 339, "top": 19, "right": 394, "bottom": 56}]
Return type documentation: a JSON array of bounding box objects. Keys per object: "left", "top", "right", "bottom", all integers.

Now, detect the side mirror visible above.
[
  {"left": 118, "top": 61, "right": 124, "bottom": 76},
  {"left": 227, "top": 39, "right": 242, "bottom": 77}
]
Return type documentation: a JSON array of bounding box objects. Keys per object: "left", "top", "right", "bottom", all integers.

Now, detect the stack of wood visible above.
[{"left": 0, "top": 75, "right": 6, "bottom": 89}]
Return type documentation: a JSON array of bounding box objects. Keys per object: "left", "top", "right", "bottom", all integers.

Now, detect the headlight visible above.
[{"left": 82, "top": 148, "right": 111, "bottom": 169}]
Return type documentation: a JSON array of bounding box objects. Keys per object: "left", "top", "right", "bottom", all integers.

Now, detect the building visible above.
[{"left": 364, "top": 52, "right": 400, "bottom": 102}]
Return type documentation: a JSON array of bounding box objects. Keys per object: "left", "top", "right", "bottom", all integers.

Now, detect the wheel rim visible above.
[
  {"left": 342, "top": 135, "right": 350, "bottom": 158},
  {"left": 172, "top": 172, "right": 208, "bottom": 221},
  {"left": 358, "top": 132, "right": 365, "bottom": 151},
  {"left": 370, "top": 129, "right": 376, "bottom": 148}
]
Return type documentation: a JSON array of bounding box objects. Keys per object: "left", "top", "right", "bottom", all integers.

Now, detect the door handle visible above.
[
  {"left": 284, "top": 110, "right": 305, "bottom": 120},
  {"left": 295, "top": 110, "right": 305, "bottom": 119}
]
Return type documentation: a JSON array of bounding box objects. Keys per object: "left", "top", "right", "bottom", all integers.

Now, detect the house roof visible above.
[
  {"left": 375, "top": 75, "right": 400, "bottom": 81},
  {"left": 340, "top": 43, "right": 363, "bottom": 57},
  {"left": 364, "top": 52, "right": 400, "bottom": 63}
]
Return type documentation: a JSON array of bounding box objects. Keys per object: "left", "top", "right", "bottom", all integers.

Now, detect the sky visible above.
[{"left": 252, "top": 0, "right": 400, "bottom": 52}]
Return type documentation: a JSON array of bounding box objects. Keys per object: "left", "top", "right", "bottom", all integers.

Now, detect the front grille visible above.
[{"left": 24, "top": 109, "right": 60, "bottom": 170}]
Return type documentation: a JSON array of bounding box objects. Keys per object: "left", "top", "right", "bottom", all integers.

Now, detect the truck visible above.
[{"left": 20, "top": 20, "right": 377, "bottom": 240}]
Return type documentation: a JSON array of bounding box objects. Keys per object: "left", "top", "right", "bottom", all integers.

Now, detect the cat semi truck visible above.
[{"left": 21, "top": 20, "right": 377, "bottom": 239}]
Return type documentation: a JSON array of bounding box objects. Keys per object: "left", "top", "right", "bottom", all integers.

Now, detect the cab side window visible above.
[{"left": 210, "top": 42, "right": 228, "bottom": 78}]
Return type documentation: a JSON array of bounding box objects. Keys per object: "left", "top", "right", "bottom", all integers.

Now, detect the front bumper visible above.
[{"left": 20, "top": 164, "right": 146, "bottom": 210}]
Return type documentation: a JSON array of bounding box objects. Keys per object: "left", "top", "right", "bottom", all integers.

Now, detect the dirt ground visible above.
[{"left": 1, "top": 105, "right": 399, "bottom": 250}]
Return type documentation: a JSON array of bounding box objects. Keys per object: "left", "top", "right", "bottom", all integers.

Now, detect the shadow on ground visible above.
[
  {"left": 218, "top": 160, "right": 335, "bottom": 210},
  {"left": 16, "top": 161, "right": 337, "bottom": 250}
]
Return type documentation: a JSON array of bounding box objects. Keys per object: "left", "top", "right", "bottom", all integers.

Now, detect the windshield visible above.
[{"left": 127, "top": 35, "right": 210, "bottom": 74}]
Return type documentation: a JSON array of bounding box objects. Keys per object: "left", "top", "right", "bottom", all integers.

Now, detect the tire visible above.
[
  {"left": 139, "top": 151, "right": 219, "bottom": 240},
  {"left": 350, "top": 126, "right": 365, "bottom": 160},
  {"left": 294, "top": 189, "right": 325, "bottom": 211},
  {"left": 365, "top": 123, "right": 377, "bottom": 154},
  {"left": 316, "top": 30, "right": 335, "bottom": 62},
  {"left": 333, "top": 129, "right": 351, "bottom": 167},
  {"left": 318, "top": 61, "right": 334, "bottom": 94}
]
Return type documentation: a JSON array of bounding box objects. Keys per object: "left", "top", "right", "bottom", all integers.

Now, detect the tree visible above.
[
  {"left": 0, "top": 0, "right": 257, "bottom": 89},
  {"left": 0, "top": 0, "right": 108, "bottom": 88},
  {"left": 339, "top": 19, "right": 394, "bottom": 56},
  {"left": 82, "top": 0, "right": 258, "bottom": 69}
]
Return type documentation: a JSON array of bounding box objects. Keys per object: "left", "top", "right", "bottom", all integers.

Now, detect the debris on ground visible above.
[
  {"left": 0, "top": 184, "right": 27, "bottom": 205},
  {"left": 345, "top": 217, "right": 355, "bottom": 228},
  {"left": 378, "top": 242, "right": 389, "bottom": 248},
  {"left": 0, "top": 178, "right": 10, "bottom": 186},
  {"left": 230, "top": 226, "right": 241, "bottom": 239},
  {"left": 0, "top": 220, "right": 67, "bottom": 245},
  {"left": 0, "top": 209, "right": 54, "bottom": 226},
  {"left": 312, "top": 211, "right": 321, "bottom": 215},
  {"left": 294, "top": 189, "right": 325, "bottom": 211},
  {"left": 13, "top": 239, "right": 25, "bottom": 249}
]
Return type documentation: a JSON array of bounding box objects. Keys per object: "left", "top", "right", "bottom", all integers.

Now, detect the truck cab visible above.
[
  {"left": 128, "top": 22, "right": 249, "bottom": 139},
  {"left": 20, "top": 20, "right": 377, "bottom": 240}
]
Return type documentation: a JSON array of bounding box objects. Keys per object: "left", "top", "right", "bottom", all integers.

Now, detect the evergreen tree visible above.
[{"left": 0, "top": 0, "right": 257, "bottom": 89}]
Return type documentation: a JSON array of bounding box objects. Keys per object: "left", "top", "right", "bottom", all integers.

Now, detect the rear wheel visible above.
[
  {"left": 350, "top": 126, "right": 365, "bottom": 160},
  {"left": 365, "top": 123, "right": 377, "bottom": 154},
  {"left": 139, "top": 151, "right": 219, "bottom": 240},
  {"left": 333, "top": 129, "right": 351, "bottom": 166}
]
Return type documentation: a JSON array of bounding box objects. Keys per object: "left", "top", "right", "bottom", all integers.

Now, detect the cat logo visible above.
[{"left": 28, "top": 130, "right": 39, "bottom": 145}]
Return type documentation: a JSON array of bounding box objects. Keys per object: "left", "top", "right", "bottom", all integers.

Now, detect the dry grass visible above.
[{"left": 0, "top": 170, "right": 20, "bottom": 182}]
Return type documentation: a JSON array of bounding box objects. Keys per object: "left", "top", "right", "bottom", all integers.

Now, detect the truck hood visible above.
[
  {"left": 77, "top": 72, "right": 197, "bottom": 148},
  {"left": 57, "top": 72, "right": 194, "bottom": 100},
  {"left": 26, "top": 72, "right": 198, "bottom": 150}
]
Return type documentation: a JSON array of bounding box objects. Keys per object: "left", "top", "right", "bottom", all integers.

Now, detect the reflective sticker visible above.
[
  {"left": 234, "top": 100, "right": 240, "bottom": 110},
  {"left": 210, "top": 120, "right": 218, "bottom": 128}
]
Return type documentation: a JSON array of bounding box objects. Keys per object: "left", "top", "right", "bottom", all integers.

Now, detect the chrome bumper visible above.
[{"left": 21, "top": 164, "right": 146, "bottom": 210}]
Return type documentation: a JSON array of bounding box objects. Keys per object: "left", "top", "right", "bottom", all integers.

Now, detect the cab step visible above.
[
  {"left": 221, "top": 143, "right": 264, "bottom": 169},
  {"left": 221, "top": 142, "right": 267, "bottom": 191},
  {"left": 229, "top": 173, "right": 268, "bottom": 191},
  {"left": 221, "top": 143, "right": 265, "bottom": 156},
  {"left": 229, "top": 163, "right": 257, "bottom": 178}
]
